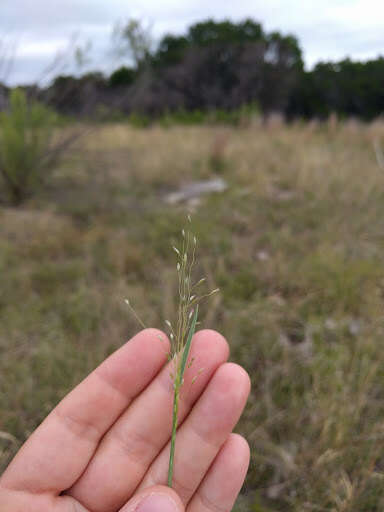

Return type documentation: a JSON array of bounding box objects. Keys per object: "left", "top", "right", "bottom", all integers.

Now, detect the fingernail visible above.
[{"left": 136, "top": 493, "right": 178, "bottom": 512}]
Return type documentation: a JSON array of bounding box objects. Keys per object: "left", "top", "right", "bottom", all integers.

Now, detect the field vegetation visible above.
[{"left": 2, "top": 118, "right": 384, "bottom": 510}]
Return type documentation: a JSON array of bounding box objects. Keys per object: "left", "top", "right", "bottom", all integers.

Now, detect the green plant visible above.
[
  {"left": 164, "top": 222, "right": 220, "bottom": 487},
  {"left": 125, "top": 217, "right": 219, "bottom": 487},
  {"left": 128, "top": 111, "right": 150, "bottom": 128},
  {"left": 0, "top": 89, "right": 73, "bottom": 205}
]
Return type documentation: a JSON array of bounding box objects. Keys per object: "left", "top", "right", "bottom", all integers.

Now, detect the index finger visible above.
[{"left": 0, "top": 329, "right": 169, "bottom": 496}]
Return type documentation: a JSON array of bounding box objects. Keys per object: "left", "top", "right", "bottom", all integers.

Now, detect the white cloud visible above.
[
  {"left": 1, "top": 0, "right": 383, "bottom": 84},
  {"left": 17, "top": 40, "right": 69, "bottom": 58}
]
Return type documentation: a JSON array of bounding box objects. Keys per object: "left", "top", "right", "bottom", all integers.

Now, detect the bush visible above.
[
  {"left": 157, "top": 104, "right": 261, "bottom": 128},
  {"left": 0, "top": 89, "right": 66, "bottom": 205},
  {"left": 109, "top": 66, "right": 136, "bottom": 87},
  {"left": 128, "top": 111, "right": 150, "bottom": 128}
]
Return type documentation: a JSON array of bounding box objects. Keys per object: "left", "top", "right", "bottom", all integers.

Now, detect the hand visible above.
[{"left": 0, "top": 329, "right": 250, "bottom": 512}]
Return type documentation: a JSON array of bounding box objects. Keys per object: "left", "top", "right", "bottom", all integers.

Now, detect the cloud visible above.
[{"left": 1, "top": 0, "right": 383, "bottom": 84}]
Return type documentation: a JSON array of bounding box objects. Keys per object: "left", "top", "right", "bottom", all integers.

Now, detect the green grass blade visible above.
[
  {"left": 180, "top": 305, "right": 199, "bottom": 380},
  {"left": 167, "top": 305, "right": 199, "bottom": 488}
]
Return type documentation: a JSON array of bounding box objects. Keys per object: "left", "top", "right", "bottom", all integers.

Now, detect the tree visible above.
[
  {"left": 260, "top": 32, "right": 303, "bottom": 114},
  {"left": 45, "top": 72, "right": 108, "bottom": 115},
  {"left": 109, "top": 66, "right": 136, "bottom": 88},
  {"left": 287, "top": 57, "right": 384, "bottom": 120},
  {"left": 112, "top": 18, "right": 153, "bottom": 71},
  {"left": 150, "top": 18, "right": 303, "bottom": 114}
]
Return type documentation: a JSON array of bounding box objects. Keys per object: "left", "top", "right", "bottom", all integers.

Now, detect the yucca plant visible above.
[
  {"left": 126, "top": 216, "right": 219, "bottom": 487},
  {"left": 0, "top": 88, "right": 76, "bottom": 205}
]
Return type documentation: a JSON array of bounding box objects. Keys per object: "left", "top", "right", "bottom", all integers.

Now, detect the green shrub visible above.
[
  {"left": 128, "top": 111, "right": 150, "bottom": 128},
  {"left": 0, "top": 89, "right": 61, "bottom": 204},
  {"left": 157, "top": 103, "right": 261, "bottom": 127}
]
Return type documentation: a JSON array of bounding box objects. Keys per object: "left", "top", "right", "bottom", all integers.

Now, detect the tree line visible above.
[{"left": 3, "top": 18, "right": 384, "bottom": 121}]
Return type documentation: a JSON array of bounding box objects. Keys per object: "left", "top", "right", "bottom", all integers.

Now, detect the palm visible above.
[{"left": 0, "top": 329, "right": 250, "bottom": 512}]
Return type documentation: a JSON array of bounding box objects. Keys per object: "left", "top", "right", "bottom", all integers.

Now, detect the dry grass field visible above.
[{"left": 2, "top": 119, "right": 384, "bottom": 510}]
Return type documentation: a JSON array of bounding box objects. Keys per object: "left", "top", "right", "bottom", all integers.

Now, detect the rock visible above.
[
  {"left": 348, "top": 318, "right": 361, "bottom": 336},
  {"left": 256, "top": 250, "right": 270, "bottom": 261},
  {"left": 164, "top": 177, "right": 228, "bottom": 205}
]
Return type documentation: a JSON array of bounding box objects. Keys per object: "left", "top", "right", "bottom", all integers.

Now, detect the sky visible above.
[{"left": 1, "top": 0, "right": 384, "bottom": 85}]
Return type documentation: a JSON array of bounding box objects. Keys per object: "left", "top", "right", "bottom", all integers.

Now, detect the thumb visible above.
[{"left": 119, "top": 485, "right": 184, "bottom": 512}]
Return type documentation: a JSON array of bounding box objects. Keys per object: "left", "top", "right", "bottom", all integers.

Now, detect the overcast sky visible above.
[{"left": 1, "top": 0, "right": 384, "bottom": 85}]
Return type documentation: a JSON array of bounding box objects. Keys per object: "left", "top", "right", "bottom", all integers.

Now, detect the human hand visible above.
[{"left": 0, "top": 329, "right": 250, "bottom": 512}]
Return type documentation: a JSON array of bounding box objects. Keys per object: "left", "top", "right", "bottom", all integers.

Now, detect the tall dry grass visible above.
[{"left": 2, "top": 119, "right": 384, "bottom": 510}]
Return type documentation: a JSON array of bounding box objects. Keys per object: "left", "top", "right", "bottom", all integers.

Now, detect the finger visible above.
[
  {"left": 0, "top": 487, "right": 89, "bottom": 512},
  {"left": 187, "top": 434, "right": 250, "bottom": 512},
  {"left": 0, "top": 329, "right": 169, "bottom": 495},
  {"left": 138, "top": 363, "right": 251, "bottom": 505},
  {"left": 119, "top": 485, "right": 184, "bottom": 512},
  {"left": 68, "top": 330, "right": 229, "bottom": 512}
]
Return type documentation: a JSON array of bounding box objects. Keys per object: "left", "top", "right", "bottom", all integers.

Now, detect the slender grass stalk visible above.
[
  {"left": 165, "top": 220, "right": 219, "bottom": 487},
  {"left": 168, "top": 305, "right": 198, "bottom": 486},
  {"left": 125, "top": 217, "right": 219, "bottom": 488}
]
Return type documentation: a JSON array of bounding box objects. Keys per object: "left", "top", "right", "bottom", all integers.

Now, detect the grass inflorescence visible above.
[
  {"left": 165, "top": 217, "right": 219, "bottom": 486},
  {"left": 126, "top": 215, "right": 219, "bottom": 487}
]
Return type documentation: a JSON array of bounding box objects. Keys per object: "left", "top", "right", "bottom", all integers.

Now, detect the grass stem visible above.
[{"left": 167, "top": 305, "right": 199, "bottom": 487}]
